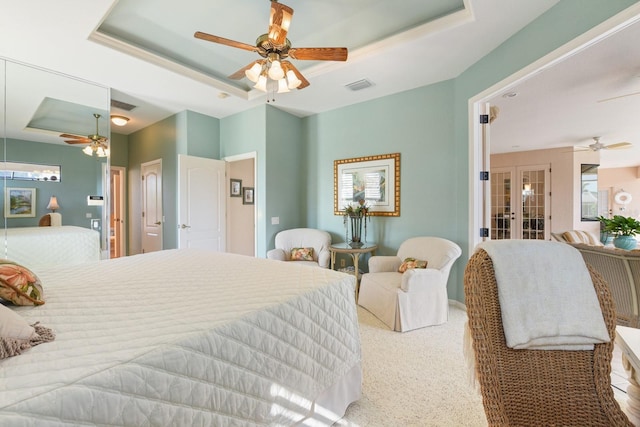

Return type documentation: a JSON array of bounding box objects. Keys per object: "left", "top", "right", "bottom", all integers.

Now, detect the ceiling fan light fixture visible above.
[
  {"left": 268, "top": 60, "right": 285, "bottom": 80},
  {"left": 110, "top": 115, "right": 129, "bottom": 126},
  {"left": 245, "top": 62, "right": 263, "bottom": 83},
  {"left": 286, "top": 70, "right": 301, "bottom": 89},
  {"left": 254, "top": 74, "right": 268, "bottom": 92},
  {"left": 83, "top": 146, "right": 94, "bottom": 156},
  {"left": 277, "top": 78, "right": 290, "bottom": 94}
]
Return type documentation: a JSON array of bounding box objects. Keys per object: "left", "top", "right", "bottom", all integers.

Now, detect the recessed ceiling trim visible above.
[{"left": 89, "top": 31, "right": 249, "bottom": 100}]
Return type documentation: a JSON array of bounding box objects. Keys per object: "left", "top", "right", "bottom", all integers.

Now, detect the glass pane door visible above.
[
  {"left": 491, "top": 168, "right": 513, "bottom": 240},
  {"left": 520, "top": 167, "right": 548, "bottom": 240}
]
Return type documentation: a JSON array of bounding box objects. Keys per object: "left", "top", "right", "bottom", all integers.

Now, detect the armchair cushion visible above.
[
  {"left": 291, "top": 247, "right": 314, "bottom": 261},
  {"left": 398, "top": 258, "right": 428, "bottom": 273}
]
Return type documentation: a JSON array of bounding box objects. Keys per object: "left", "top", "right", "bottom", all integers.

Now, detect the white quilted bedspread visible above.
[
  {"left": 0, "top": 249, "right": 361, "bottom": 426},
  {"left": 4, "top": 226, "right": 101, "bottom": 273}
]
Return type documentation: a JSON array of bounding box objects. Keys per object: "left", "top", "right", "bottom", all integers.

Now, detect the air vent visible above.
[
  {"left": 345, "top": 79, "right": 374, "bottom": 91},
  {"left": 111, "top": 99, "right": 137, "bottom": 111}
]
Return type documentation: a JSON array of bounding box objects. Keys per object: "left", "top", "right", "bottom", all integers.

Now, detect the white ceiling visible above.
[
  {"left": 488, "top": 14, "right": 640, "bottom": 169},
  {"left": 2, "top": 0, "right": 639, "bottom": 169}
]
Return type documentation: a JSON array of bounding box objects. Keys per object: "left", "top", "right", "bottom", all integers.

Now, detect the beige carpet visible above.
[{"left": 338, "top": 304, "right": 487, "bottom": 427}]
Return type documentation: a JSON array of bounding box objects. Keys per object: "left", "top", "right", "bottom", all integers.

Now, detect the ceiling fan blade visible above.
[
  {"left": 268, "top": 2, "right": 293, "bottom": 46},
  {"left": 194, "top": 31, "right": 257, "bottom": 53},
  {"left": 60, "top": 133, "right": 85, "bottom": 139},
  {"left": 282, "top": 61, "right": 309, "bottom": 89},
  {"left": 229, "top": 60, "right": 262, "bottom": 80},
  {"left": 64, "top": 140, "right": 90, "bottom": 145},
  {"left": 288, "top": 47, "right": 348, "bottom": 61},
  {"left": 605, "top": 142, "right": 632, "bottom": 150}
]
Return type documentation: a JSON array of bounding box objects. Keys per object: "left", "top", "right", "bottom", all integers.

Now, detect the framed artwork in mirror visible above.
[
  {"left": 5, "top": 187, "right": 36, "bottom": 218},
  {"left": 334, "top": 152, "right": 400, "bottom": 216},
  {"left": 243, "top": 187, "right": 255, "bottom": 205},
  {"left": 230, "top": 178, "right": 242, "bottom": 197}
]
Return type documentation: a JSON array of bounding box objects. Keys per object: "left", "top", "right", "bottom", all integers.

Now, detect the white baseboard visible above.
[{"left": 449, "top": 299, "right": 466, "bottom": 311}]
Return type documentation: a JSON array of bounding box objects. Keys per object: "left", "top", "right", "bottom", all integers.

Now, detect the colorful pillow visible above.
[
  {"left": 398, "top": 257, "right": 428, "bottom": 273},
  {"left": 291, "top": 247, "right": 315, "bottom": 261},
  {"left": 0, "top": 304, "right": 55, "bottom": 360},
  {"left": 0, "top": 260, "right": 45, "bottom": 306}
]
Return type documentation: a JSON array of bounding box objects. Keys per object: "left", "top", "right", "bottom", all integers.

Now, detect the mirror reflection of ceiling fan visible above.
[
  {"left": 194, "top": 0, "right": 348, "bottom": 93},
  {"left": 577, "top": 136, "right": 633, "bottom": 151},
  {"left": 59, "top": 113, "right": 109, "bottom": 157}
]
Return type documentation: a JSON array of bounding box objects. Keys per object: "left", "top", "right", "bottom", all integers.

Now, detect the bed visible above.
[
  {"left": 0, "top": 249, "right": 362, "bottom": 425},
  {"left": 3, "top": 226, "right": 101, "bottom": 273}
]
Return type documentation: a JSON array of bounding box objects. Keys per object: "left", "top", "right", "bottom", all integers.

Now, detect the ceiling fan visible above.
[
  {"left": 577, "top": 136, "right": 632, "bottom": 151},
  {"left": 60, "top": 113, "right": 109, "bottom": 156},
  {"left": 194, "top": 0, "right": 348, "bottom": 92}
]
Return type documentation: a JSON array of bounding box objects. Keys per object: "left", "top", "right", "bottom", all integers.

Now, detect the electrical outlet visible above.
[{"left": 340, "top": 259, "right": 346, "bottom": 268}]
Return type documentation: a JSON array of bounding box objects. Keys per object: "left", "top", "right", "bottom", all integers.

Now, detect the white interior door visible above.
[
  {"left": 141, "top": 159, "right": 163, "bottom": 253},
  {"left": 178, "top": 154, "right": 226, "bottom": 251}
]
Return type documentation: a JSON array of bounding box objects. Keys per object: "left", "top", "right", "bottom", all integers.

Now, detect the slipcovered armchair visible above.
[
  {"left": 266, "top": 228, "right": 332, "bottom": 268},
  {"left": 358, "top": 237, "right": 462, "bottom": 332}
]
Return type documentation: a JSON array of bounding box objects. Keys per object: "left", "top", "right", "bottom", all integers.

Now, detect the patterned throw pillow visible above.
[
  {"left": 0, "top": 260, "right": 45, "bottom": 305},
  {"left": 291, "top": 247, "right": 315, "bottom": 261},
  {"left": 398, "top": 257, "right": 428, "bottom": 273}
]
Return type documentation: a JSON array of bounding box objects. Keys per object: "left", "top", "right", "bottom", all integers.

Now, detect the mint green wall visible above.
[
  {"left": 220, "top": 105, "right": 267, "bottom": 255},
  {"left": 110, "top": 133, "right": 128, "bottom": 167},
  {"left": 128, "top": 114, "right": 178, "bottom": 251},
  {"left": 305, "top": 81, "right": 457, "bottom": 278},
  {"left": 3, "top": 138, "right": 105, "bottom": 228},
  {"left": 180, "top": 110, "right": 220, "bottom": 158},
  {"left": 265, "top": 106, "right": 304, "bottom": 250}
]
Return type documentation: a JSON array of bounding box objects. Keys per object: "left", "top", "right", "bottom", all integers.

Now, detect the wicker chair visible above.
[{"left": 464, "top": 247, "right": 632, "bottom": 426}]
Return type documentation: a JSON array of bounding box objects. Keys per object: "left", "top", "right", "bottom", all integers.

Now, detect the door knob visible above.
[
  {"left": 180, "top": 224, "right": 191, "bottom": 229},
  {"left": 154, "top": 221, "right": 161, "bottom": 225}
]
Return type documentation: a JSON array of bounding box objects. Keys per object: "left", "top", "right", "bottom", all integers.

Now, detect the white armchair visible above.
[
  {"left": 266, "top": 228, "right": 332, "bottom": 268},
  {"left": 358, "top": 237, "right": 462, "bottom": 332}
]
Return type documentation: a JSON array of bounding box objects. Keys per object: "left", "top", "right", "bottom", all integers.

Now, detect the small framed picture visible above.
[
  {"left": 230, "top": 178, "right": 242, "bottom": 197},
  {"left": 5, "top": 187, "right": 36, "bottom": 218},
  {"left": 243, "top": 187, "right": 255, "bottom": 205}
]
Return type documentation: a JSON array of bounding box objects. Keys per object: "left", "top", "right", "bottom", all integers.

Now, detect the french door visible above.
[{"left": 491, "top": 165, "right": 550, "bottom": 240}]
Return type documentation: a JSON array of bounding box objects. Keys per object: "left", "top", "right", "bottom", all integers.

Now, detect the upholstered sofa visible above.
[{"left": 569, "top": 243, "right": 640, "bottom": 328}]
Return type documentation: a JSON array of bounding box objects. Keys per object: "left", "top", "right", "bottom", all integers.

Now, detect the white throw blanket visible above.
[{"left": 477, "top": 240, "right": 610, "bottom": 350}]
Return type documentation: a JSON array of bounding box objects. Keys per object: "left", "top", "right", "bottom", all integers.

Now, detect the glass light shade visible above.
[
  {"left": 110, "top": 115, "right": 129, "bottom": 126},
  {"left": 268, "top": 60, "right": 284, "bottom": 80},
  {"left": 245, "top": 62, "right": 263, "bottom": 83},
  {"left": 254, "top": 75, "right": 268, "bottom": 92},
  {"left": 47, "top": 196, "right": 60, "bottom": 211},
  {"left": 96, "top": 147, "right": 108, "bottom": 157},
  {"left": 277, "top": 78, "right": 290, "bottom": 93},
  {"left": 83, "top": 146, "right": 94, "bottom": 156},
  {"left": 286, "top": 70, "right": 301, "bottom": 89}
]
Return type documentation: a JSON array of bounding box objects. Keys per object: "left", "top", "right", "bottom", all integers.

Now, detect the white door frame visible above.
[
  {"left": 111, "top": 165, "right": 127, "bottom": 257},
  {"left": 223, "top": 151, "right": 257, "bottom": 257},
  {"left": 468, "top": 6, "right": 640, "bottom": 255}
]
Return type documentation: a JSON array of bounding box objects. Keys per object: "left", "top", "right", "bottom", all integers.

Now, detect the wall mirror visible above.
[
  {"left": 1, "top": 59, "right": 110, "bottom": 257},
  {"left": 581, "top": 163, "right": 599, "bottom": 221}
]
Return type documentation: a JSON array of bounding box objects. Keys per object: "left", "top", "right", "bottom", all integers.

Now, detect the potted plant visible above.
[
  {"left": 596, "top": 215, "right": 615, "bottom": 245},
  {"left": 343, "top": 199, "right": 370, "bottom": 248},
  {"left": 598, "top": 215, "right": 640, "bottom": 250}
]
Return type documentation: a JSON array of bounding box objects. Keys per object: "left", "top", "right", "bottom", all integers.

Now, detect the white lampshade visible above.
[
  {"left": 277, "top": 78, "right": 290, "bottom": 93},
  {"left": 47, "top": 196, "right": 60, "bottom": 212},
  {"left": 245, "top": 62, "right": 263, "bottom": 83},
  {"left": 254, "top": 75, "right": 268, "bottom": 92},
  {"left": 83, "top": 146, "right": 94, "bottom": 156},
  {"left": 286, "top": 70, "right": 301, "bottom": 89},
  {"left": 268, "top": 60, "right": 284, "bottom": 80},
  {"left": 96, "top": 146, "right": 108, "bottom": 157}
]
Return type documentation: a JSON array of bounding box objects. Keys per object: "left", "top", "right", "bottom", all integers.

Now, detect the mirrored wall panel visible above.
[{"left": 1, "top": 59, "right": 110, "bottom": 262}]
